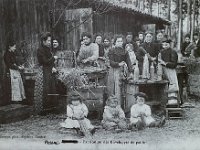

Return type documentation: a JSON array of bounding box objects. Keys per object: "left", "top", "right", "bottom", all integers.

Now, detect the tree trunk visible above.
[
  {"left": 167, "top": 0, "right": 171, "bottom": 37},
  {"left": 177, "top": 0, "right": 183, "bottom": 52},
  {"left": 186, "top": 0, "right": 191, "bottom": 33},
  {"left": 190, "top": 0, "right": 196, "bottom": 41}
]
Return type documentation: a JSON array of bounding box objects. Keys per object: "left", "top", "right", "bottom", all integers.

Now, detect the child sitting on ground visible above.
[
  {"left": 60, "top": 92, "right": 95, "bottom": 136},
  {"left": 102, "top": 95, "right": 128, "bottom": 131},
  {"left": 130, "top": 92, "right": 166, "bottom": 130}
]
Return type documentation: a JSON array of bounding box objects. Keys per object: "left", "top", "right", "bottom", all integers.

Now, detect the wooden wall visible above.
[
  {"left": 93, "top": 11, "right": 143, "bottom": 37},
  {"left": 0, "top": 0, "right": 54, "bottom": 103}
]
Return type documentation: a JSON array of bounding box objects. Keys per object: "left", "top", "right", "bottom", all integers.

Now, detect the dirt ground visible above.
[{"left": 0, "top": 96, "right": 200, "bottom": 150}]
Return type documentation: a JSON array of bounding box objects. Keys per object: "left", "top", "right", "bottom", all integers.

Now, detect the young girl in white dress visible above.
[
  {"left": 60, "top": 92, "right": 95, "bottom": 136},
  {"left": 130, "top": 92, "right": 166, "bottom": 130}
]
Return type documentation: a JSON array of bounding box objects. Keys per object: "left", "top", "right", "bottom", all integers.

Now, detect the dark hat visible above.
[
  {"left": 69, "top": 91, "right": 82, "bottom": 102},
  {"left": 134, "top": 36, "right": 140, "bottom": 42},
  {"left": 162, "top": 39, "right": 172, "bottom": 43},
  {"left": 138, "top": 31, "right": 144, "bottom": 35},
  {"left": 185, "top": 34, "right": 190, "bottom": 38},
  {"left": 134, "top": 92, "right": 148, "bottom": 100},
  {"left": 193, "top": 32, "right": 199, "bottom": 36},
  {"left": 127, "top": 32, "right": 133, "bottom": 35}
]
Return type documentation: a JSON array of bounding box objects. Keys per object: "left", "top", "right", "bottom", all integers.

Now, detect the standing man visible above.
[
  {"left": 158, "top": 39, "right": 179, "bottom": 106},
  {"left": 193, "top": 32, "right": 200, "bottom": 58},
  {"left": 37, "top": 32, "right": 58, "bottom": 113}
]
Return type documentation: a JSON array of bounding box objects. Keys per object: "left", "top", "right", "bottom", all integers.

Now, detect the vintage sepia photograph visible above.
[{"left": 0, "top": 0, "right": 200, "bottom": 149}]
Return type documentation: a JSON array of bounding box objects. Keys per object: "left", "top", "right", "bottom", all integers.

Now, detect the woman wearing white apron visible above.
[{"left": 4, "top": 40, "right": 26, "bottom": 103}]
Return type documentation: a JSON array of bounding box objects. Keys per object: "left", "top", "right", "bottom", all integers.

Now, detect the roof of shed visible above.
[
  {"left": 101, "top": 0, "right": 171, "bottom": 25},
  {"left": 60, "top": 0, "right": 171, "bottom": 25}
]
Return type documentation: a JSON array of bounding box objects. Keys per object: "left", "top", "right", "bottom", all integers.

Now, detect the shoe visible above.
[
  {"left": 90, "top": 128, "right": 96, "bottom": 135},
  {"left": 159, "top": 116, "right": 166, "bottom": 127},
  {"left": 77, "top": 130, "right": 84, "bottom": 136}
]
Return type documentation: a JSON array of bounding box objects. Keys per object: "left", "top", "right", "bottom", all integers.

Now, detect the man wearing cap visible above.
[
  {"left": 193, "top": 32, "right": 200, "bottom": 58},
  {"left": 158, "top": 39, "right": 179, "bottom": 105}
]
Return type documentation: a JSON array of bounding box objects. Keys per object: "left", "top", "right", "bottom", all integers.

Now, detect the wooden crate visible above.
[{"left": 166, "top": 108, "right": 184, "bottom": 119}]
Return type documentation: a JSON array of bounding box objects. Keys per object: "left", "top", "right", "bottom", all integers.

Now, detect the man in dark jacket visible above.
[
  {"left": 193, "top": 32, "right": 200, "bottom": 58},
  {"left": 158, "top": 39, "right": 179, "bottom": 106}
]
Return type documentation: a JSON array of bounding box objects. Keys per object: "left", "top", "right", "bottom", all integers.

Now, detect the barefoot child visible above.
[
  {"left": 102, "top": 95, "right": 128, "bottom": 131},
  {"left": 130, "top": 92, "right": 165, "bottom": 130},
  {"left": 60, "top": 92, "right": 95, "bottom": 136}
]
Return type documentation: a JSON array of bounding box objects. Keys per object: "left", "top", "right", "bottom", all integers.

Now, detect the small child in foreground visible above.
[
  {"left": 60, "top": 92, "right": 95, "bottom": 136},
  {"left": 102, "top": 95, "right": 128, "bottom": 131},
  {"left": 130, "top": 92, "right": 166, "bottom": 130}
]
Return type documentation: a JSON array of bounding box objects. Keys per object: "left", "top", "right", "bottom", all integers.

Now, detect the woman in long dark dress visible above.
[
  {"left": 3, "top": 40, "right": 26, "bottom": 104},
  {"left": 36, "top": 32, "right": 58, "bottom": 112},
  {"left": 107, "top": 35, "right": 131, "bottom": 106}
]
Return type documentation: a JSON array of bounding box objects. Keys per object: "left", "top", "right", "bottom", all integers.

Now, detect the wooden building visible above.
[{"left": 0, "top": 0, "right": 170, "bottom": 106}]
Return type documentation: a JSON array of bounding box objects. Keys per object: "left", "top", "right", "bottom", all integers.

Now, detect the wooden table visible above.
[{"left": 125, "top": 80, "right": 169, "bottom": 113}]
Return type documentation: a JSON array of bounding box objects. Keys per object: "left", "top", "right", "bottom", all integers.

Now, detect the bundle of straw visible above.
[{"left": 57, "top": 68, "right": 87, "bottom": 89}]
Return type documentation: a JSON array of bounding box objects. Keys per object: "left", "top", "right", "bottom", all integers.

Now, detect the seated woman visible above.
[
  {"left": 77, "top": 32, "right": 99, "bottom": 67},
  {"left": 101, "top": 95, "right": 128, "bottom": 131},
  {"left": 130, "top": 92, "right": 165, "bottom": 130}
]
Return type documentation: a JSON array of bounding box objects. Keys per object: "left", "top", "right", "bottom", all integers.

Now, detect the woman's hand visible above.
[
  {"left": 82, "top": 59, "right": 89, "bottom": 64},
  {"left": 158, "top": 59, "right": 166, "bottom": 66},
  {"left": 54, "top": 56, "right": 58, "bottom": 60},
  {"left": 52, "top": 67, "right": 57, "bottom": 73},
  {"left": 119, "top": 61, "right": 126, "bottom": 67},
  {"left": 18, "top": 65, "right": 24, "bottom": 70}
]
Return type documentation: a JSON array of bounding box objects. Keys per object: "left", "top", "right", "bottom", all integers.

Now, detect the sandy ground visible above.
[{"left": 0, "top": 96, "right": 200, "bottom": 150}]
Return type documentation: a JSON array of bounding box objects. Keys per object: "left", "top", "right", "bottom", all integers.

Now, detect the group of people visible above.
[
  {"left": 3, "top": 29, "right": 200, "bottom": 136},
  {"left": 60, "top": 91, "right": 166, "bottom": 137},
  {"left": 75, "top": 30, "right": 181, "bottom": 106},
  {"left": 181, "top": 32, "right": 200, "bottom": 58},
  {"left": 3, "top": 33, "right": 60, "bottom": 109}
]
